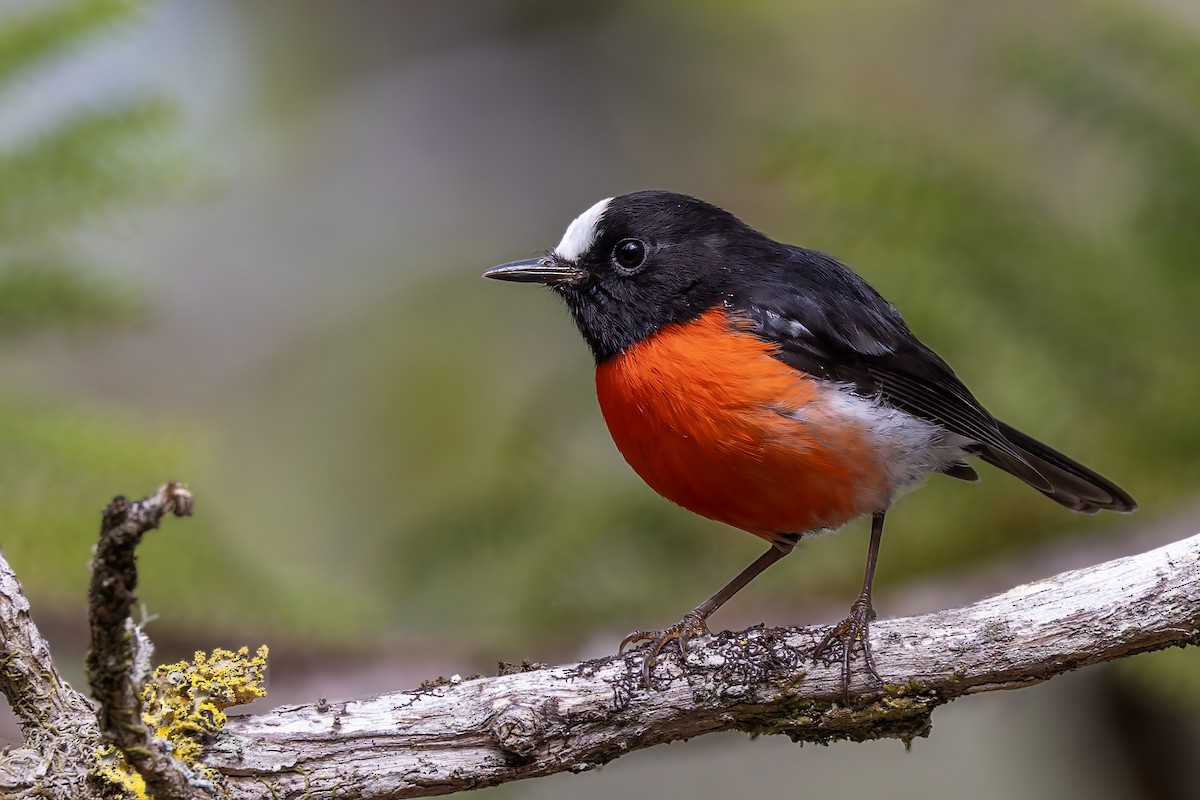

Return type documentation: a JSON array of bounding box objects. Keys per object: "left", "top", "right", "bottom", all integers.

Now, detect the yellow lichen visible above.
[
  {"left": 93, "top": 645, "right": 269, "bottom": 798},
  {"left": 93, "top": 743, "right": 148, "bottom": 800}
]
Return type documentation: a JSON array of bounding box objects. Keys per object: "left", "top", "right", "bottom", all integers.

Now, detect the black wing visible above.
[{"left": 736, "top": 246, "right": 1136, "bottom": 513}]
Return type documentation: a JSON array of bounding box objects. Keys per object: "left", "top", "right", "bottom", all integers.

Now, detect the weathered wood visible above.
[
  {"left": 0, "top": 552, "right": 100, "bottom": 799},
  {"left": 207, "top": 532, "right": 1200, "bottom": 799},
  {"left": 2, "top": 481, "right": 1197, "bottom": 799}
]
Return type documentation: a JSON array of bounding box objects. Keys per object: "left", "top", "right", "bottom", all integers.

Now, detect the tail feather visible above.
[{"left": 977, "top": 421, "right": 1137, "bottom": 514}]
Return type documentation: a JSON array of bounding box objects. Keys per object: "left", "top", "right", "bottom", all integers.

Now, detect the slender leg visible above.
[
  {"left": 620, "top": 542, "right": 793, "bottom": 687},
  {"left": 813, "top": 511, "right": 886, "bottom": 702}
]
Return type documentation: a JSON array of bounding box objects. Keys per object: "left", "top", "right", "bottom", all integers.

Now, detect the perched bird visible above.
[{"left": 484, "top": 190, "right": 1136, "bottom": 691}]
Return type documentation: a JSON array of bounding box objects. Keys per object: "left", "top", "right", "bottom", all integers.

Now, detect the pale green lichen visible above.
[{"left": 93, "top": 645, "right": 269, "bottom": 798}]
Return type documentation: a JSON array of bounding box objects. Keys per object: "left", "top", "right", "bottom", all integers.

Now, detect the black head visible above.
[{"left": 484, "top": 190, "right": 779, "bottom": 362}]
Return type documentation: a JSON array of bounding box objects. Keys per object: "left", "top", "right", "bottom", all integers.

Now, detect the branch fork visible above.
[{"left": 1, "top": 483, "right": 1198, "bottom": 799}]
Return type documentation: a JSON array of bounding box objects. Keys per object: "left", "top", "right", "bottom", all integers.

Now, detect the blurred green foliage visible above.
[
  {"left": 3, "top": 3, "right": 1197, "bottom": 722},
  {"left": 0, "top": 1, "right": 229, "bottom": 632},
  {"left": 313, "top": 0, "right": 1200, "bottom": 666},
  {"left": 0, "top": 2, "right": 396, "bottom": 644},
  {"left": 758, "top": 0, "right": 1200, "bottom": 564},
  {"left": 0, "top": 0, "right": 182, "bottom": 337},
  {"left": 0, "top": 5, "right": 1188, "bottom": 793}
]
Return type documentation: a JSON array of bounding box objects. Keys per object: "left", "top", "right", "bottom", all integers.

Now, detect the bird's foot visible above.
[
  {"left": 619, "top": 608, "right": 711, "bottom": 689},
  {"left": 812, "top": 592, "right": 881, "bottom": 703}
]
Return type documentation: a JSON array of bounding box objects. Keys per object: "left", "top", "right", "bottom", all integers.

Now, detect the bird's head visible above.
[{"left": 484, "top": 191, "right": 773, "bottom": 362}]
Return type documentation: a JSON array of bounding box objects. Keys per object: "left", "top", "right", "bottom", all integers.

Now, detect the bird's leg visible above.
[
  {"left": 814, "top": 510, "right": 886, "bottom": 703},
  {"left": 620, "top": 541, "right": 793, "bottom": 688}
]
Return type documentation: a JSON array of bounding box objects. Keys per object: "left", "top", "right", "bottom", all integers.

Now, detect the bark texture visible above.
[
  {"left": 1, "top": 482, "right": 1197, "bottom": 799},
  {"left": 208, "top": 531, "right": 1200, "bottom": 798},
  {"left": 0, "top": 548, "right": 100, "bottom": 799},
  {"left": 85, "top": 483, "right": 209, "bottom": 800}
]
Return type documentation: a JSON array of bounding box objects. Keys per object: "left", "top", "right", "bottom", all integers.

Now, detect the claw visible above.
[
  {"left": 619, "top": 609, "right": 711, "bottom": 688},
  {"left": 812, "top": 592, "right": 881, "bottom": 704},
  {"left": 618, "top": 630, "right": 650, "bottom": 656}
]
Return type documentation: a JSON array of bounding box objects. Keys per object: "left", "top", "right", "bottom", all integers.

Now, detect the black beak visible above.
[{"left": 482, "top": 256, "right": 585, "bottom": 286}]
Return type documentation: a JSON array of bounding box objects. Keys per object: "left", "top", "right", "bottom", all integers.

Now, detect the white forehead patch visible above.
[{"left": 554, "top": 196, "right": 612, "bottom": 262}]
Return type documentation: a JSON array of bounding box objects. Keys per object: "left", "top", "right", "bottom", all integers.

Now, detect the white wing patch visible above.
[
  {"left": 793, "top": 384, "right": 973, "bottom": 497},
  {"left": 762, "top": 307, "right": 812, "bottom": 339},
  {"left": 554, "top": 196, "right": 612, "bottom": 262}
]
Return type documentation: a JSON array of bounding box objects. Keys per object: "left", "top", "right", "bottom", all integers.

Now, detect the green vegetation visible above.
[
  {"left": 3, "top": 3, "right": 1196, "bottom": 718},
  {"left": 345, "top": 0, "right": 1200, "bottom": 648},
  {"left": 0, "top": 0, "right": 180, "bottom": 616},
  {"left": 753, "top": 0, "right": 1200, "bottom": 576},
  {"left": 0, "top": 1, "right": 361, "bottom": 637},
  {"left": 0, "top": 0, "right": 177, "bottom": 337}
]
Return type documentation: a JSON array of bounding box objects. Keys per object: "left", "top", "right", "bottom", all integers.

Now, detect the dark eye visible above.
[{"left": 611, "top": 238, "right": 647, "bottom": 273}]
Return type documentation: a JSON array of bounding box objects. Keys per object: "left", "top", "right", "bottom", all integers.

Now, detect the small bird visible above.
[{"left": 484, "top": 190, "right": 1136, "bottom": 692}]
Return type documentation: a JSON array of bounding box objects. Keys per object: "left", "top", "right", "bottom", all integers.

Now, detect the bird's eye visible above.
[{"left": 611, "top": 239, "right": 647, "bottom": 274}]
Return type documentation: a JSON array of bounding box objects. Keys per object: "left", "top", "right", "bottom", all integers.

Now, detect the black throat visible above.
[{"left": 554, "top": 279, "right": 724, "bottom": 363}]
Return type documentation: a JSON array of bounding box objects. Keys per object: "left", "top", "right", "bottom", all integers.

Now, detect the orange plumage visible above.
[{"left": 595, "top": 308, "right": 889, "bottom": 544}]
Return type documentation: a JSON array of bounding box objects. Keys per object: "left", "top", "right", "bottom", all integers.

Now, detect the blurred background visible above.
[{"left": 1, "top": 0, "right": 1199, "bottom": 797}]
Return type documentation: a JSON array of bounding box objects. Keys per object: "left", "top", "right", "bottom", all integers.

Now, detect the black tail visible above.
[{"left": 977, "top": 421, "right": 1138, "bottom": 514}]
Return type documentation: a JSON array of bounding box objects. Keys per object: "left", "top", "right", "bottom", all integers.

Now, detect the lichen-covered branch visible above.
[
  {"left": 85, "top": 482, "right": 210, "bottom": 800},
  {"left": 1, "top": 482, "right": 1198, "bottom": 800},
  {"left": 207, "top": 532, "right": 1200, "bottom": 799}
]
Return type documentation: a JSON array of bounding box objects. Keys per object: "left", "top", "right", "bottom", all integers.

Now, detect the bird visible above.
[{"left": 483, "top": 190, "right": 1137, "bottom": 693}]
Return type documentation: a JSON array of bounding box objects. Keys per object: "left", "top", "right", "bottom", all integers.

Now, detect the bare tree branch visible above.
[
  {"left": 0, "top": 553, "right": 101, "bottom": 799},
  {"left": 1, "top": 483, "right": 1197, "bottom": 799},
  {"left": 1, "top": 555, "right": 88, "bottom": 742},
  {"left": 206, "top": 531, "right": 1200, "bottom": 799}
]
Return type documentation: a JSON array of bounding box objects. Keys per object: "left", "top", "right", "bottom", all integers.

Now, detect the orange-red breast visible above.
[{"left": 484, "top": 190, "right": 1136, "bottom": 691}]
